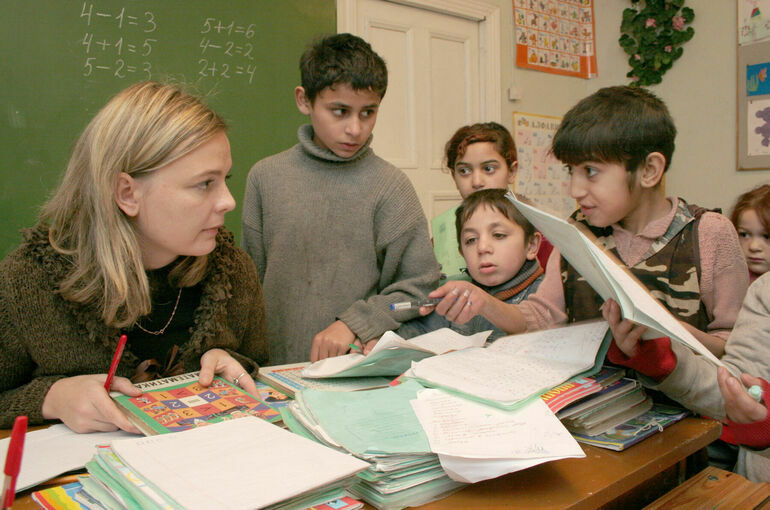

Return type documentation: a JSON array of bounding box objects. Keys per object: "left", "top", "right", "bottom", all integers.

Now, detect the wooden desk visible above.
[{"left": 9, "top": 418, "right": 719, "bottom": 510}]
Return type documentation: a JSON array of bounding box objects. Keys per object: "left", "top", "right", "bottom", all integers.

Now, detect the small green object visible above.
[{"left": 748, "top": 385, "right": 763, "bottom": 402}]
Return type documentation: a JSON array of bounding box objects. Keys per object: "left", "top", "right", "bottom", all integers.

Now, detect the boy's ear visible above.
[
  {"left": 638, "top": 152, "right": 666, "bottom": 189},
  {"left": 115, "top": 172, "right": 140, "bottom": 217},
  {"left": 295, "top": 86, "right": 312, "bottom": 115},
  {"left": 526, "top": 231, "right": 542, "bottom": 261}
]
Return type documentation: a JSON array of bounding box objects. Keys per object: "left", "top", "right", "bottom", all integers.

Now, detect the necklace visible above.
[{"left": 134, "top": 287, "right": 183, "bottom": 336}]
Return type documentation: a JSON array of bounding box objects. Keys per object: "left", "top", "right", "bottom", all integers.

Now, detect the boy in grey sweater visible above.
[{"left": 242, "top": 33, "right": 440, "bottom": 365}]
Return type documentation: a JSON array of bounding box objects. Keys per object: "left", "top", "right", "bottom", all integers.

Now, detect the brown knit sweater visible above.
[{"left": 0, "top": 226, "right": 268, "bottom": 427}]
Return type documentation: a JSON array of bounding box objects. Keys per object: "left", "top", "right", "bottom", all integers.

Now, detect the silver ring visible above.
[{"left": 233, "top": 371, "right": 247, "bottom": 386}]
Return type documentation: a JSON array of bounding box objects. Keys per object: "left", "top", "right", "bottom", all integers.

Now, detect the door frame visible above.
[{"left": 337, "top": 0, "right": 502, "bottom": 123}]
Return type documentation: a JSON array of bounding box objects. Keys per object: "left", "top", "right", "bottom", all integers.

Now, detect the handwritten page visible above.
[
  {"left": 302, "top": 329, "right": 490, "bottom": 379},
  {"left": 109, "top": 417, "right": 368, "bottom": 510},
  {"left": 410, "top": 389, "right": 583, "bottom": 482},
  {"left": 410, "top": 321, "right": 609, "bottom": 407},
  {"left": 0, "top": 424, "right": 134, "bottom": 491},
  {"left": 508, "top": 192, "right": 725, "bottom": 369}
]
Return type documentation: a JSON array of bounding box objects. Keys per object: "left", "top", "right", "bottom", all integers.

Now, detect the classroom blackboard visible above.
[{"left": 0, "top": 1, "right": 335, "bottom": 257}]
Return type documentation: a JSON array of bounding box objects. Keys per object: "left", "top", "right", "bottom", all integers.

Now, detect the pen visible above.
[
  {"left": 104, "top": 334, "right": 128, "bottom": 392},
  {"left": 349, "top": 343, "right": 362, "bottom": 353},
  {"left": 390, "top": 298, "right": 442, "bottom": 311},
  {"left": 748, "top": 385, "right": 763, "bottom": 402},
  {"left": 2, "top": 415, "right": 27, "bottom": 510}
]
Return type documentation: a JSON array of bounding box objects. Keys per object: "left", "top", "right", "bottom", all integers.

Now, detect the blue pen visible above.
[{"left": 390, "top": 298, "right": 442, "bottom": 311}]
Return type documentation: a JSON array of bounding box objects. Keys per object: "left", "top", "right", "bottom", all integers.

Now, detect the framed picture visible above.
[{"left": 737, "top": 38, "right": 770, "bottom": 170}]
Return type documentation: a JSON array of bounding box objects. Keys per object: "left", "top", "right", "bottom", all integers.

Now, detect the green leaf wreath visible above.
[{"left": 619, "top": 0, "right": 695, "bottom": 86}]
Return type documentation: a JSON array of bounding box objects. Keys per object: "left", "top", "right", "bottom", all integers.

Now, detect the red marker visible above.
[
  {"left": 2, "top": 415, "right": 27, "bottom": 510},
  {"left": 104, "top": 334, "right": 128, "bottom": 392}
]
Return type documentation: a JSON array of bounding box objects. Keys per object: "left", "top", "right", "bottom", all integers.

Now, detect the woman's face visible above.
[{"left": 126, "top": 131, "right": 235, "bottom": 269}]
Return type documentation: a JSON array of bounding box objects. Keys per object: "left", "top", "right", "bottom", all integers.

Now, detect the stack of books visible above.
[
  {"left": 540, "top": 365, "right": 625, "bottom": 412},
  {"left": 559, "top": 378, "right": 652, "bottom": 436},
  {"left": 73, "top": 417, "right": 369, "bottom": 510},
  {"left": 283, "top": 380, "right": 466, "bottom": 510}
]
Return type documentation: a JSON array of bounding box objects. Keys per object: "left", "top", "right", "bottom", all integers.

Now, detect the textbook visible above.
[
  {"left": 111, "top": 371, "right": 280, "bottom": 435},
  {"left": 571, "top": 404, "right": 690, "bottom": 451},
  {"left": 557, "top": 377, "right": 640, "bottom": 420},
  {"left": 409, "top": 320, "right": 611, "bottom": 410},
  {"left": 541, "top": 366, "right": 625, "bottom": 413},
  {"left": 563, "top": 386, "right": 652, "bottom": 436},
  {"left": 258, "top": 362, "right": 393, "bottom": 398},
  {"left": 301, "top": 328, "right": 491, "bottom": 379},
  {"left": 506, "top": 192, "right": 727, "bottom": 370}
]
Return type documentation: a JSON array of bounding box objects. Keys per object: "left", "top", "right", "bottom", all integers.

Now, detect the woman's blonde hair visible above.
[{"left": 40, "top": 81, "right": 227, "bottom": 328}]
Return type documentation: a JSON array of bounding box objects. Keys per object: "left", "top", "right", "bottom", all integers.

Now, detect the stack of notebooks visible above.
[
  {"left": 283, "top": 380, "right": 466, "bottom": 510},
  {"left": 63, "top": 417, "right": 369, "bottom": 510}
]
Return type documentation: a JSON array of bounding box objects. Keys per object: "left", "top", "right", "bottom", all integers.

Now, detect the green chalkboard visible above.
[{"left": 0, "top": 0, "right": 335, "bottom": 257}]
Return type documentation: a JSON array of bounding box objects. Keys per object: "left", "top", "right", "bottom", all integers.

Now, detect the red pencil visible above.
[
  {"left": 104, "top": 334, "right": 128, "bottom": 392},
  {"left": 2, "top": 415, "right": 28, "bottom": 510}
]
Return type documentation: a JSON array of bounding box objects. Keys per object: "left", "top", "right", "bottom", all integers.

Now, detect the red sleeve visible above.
[
  {"left": 607, "top": 337, "right": 677, "bottom": 382},
  {"left": 724, "top": 378, "right": 770, "bottom": 449}
]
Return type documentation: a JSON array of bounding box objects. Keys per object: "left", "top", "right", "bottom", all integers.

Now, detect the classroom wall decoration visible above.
[
  {"left": 512, "top": 112, "right": 575, "bottom": 218},
  {"left": 618, "top": 0, "right": 695, "bottom": 87},
  {"left": 513, "top": 0, "right": 598, "bottom": 79},
  {"left": 0, "top": 1, "right": 335, "bottom": 258},
  {"left": 738, "top": 39, "right": 770, "bottom": 170},
  {"left": 739, "top": 0, "right": 770, "bottom": 45}
]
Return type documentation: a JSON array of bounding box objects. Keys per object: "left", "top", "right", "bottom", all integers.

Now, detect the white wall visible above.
[{"left": 487, "top": 0, "right": 768, "bottom": 213}]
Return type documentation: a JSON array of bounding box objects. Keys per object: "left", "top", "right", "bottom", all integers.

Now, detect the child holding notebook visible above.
[
  {"left": 397, "top": 189, "right": 543, "bottom": 341},
  {"left": 497, "top": 86, "right": 748, "bottom": 358}
]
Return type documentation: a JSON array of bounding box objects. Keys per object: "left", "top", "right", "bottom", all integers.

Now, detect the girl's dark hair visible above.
[
  {"left": 455, "top": 189, "right": 535, "bottom": 247},
  {"left": 731, "top": 184, "right": 770, "bottom": 232},
  {"left": 445, "top": 122, "right": 517, "bottom": 172}
]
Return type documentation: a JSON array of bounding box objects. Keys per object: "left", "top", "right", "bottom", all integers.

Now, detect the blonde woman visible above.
[{"left": 0, "top": 82, "right": 268, "bottom": 433}]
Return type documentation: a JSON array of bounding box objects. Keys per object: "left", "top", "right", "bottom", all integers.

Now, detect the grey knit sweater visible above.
[{"left": 242, "top": 125, "right": 440, "bottom": 364}]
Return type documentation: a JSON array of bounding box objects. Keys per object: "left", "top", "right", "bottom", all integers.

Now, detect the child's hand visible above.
[
  {"left": 311, "top": 320, "right": 355, "bottom": 361},
  {"left": 602, "top": 299, "right": 648, "bottom": 357},
  {"left": 428, "top": 281, "right": 490, "bottom": 325},
  {"left": 718, "top": 367, "right": 768, "bottom": 424}
]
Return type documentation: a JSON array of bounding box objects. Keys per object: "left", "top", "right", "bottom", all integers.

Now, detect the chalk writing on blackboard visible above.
[
  {"left": 80, "top": 2, "right": 157, "bottom": 80},
  {"left": 198, "top": 17, "right": 257, "bottom": 84},
  {"left": 77, "top": 3, "right": 257, "bottom": 85}
]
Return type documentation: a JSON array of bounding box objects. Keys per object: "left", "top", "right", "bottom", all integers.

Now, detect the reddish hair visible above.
[
  {"left": 731, "top": 184, "right": 770, "bottom": 232},
  {"left": 444, "top": 122, "right": 517, "bottom": 173}
]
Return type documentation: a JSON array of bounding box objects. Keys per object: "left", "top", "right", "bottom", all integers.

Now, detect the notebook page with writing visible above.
[
  {"left": 410, "top": 321, "right": 609, "bottom": 408},
  {"left": 507, "top": 192, "right": 725, "bottom": 369},
  {"left": 109, "top": 417, "right": 368, "bottom": 510}
]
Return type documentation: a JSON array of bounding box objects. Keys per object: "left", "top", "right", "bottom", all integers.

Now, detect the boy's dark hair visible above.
[
  {"left": 445, "top": 122, "right": 517, "bottom": 173},
  {"left": 455, "top": 189, "right": 536, "bottom": 248},
  {"left": 731, "top": 184, "right": 770, "bottom": 232},
  {"left": 552, "top": 86, "right": 676, "bottom": 174},
  {"left": 299, "top": 33, "right": 388, "bottom": 103}
]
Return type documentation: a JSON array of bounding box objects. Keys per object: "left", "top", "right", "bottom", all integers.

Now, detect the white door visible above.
[{"left": 339, "top": 0, "right": 501, "bottom": 227}]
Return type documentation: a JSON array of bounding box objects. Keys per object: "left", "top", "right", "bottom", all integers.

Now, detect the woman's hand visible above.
[
  {"left": 199, "top": 348, "right": 258, "bottom": 396},
  {"left": 41, "top": 375, "right": 141, "bottom": 434},
  {"left": 718, "top": 367, "right": 768, "bottom": 424}
]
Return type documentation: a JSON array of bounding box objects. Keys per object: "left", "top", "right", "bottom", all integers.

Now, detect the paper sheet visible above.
[
  {"left": 109, "top": 417, "right": 368, "bottom": 510},
  {"left": 410, "top": 389, "right": 584, "bottom": 483},
  {"left": 0, "top": 424, "right": 134, "bottom": 491}
]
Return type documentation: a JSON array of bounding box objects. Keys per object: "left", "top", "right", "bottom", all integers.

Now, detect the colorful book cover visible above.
[
  {"left": 112, "top": 371, "right": 279, "bottom": 435},
  {"left": 255, "top": 379, "right": 292, "bottom": 409},
  {"left": 571, "top": 404, "right": 690, "bottom": 451},
  {"left": 307, "top": 495, "right": 364, "bottom": 510},
  {"left": 32, "top": 481, "right": 90, "bottom": 510},
  {"left": 541, "top": 366, "right": 624, "bottom": 412}
]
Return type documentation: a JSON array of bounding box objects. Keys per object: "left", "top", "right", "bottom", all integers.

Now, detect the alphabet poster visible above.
[
  {"left": 513, "top": 112, "right": 575, "bottom": 218},
  {"left": 513, "top": 0, "right": 597, "bottom": 79}
]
